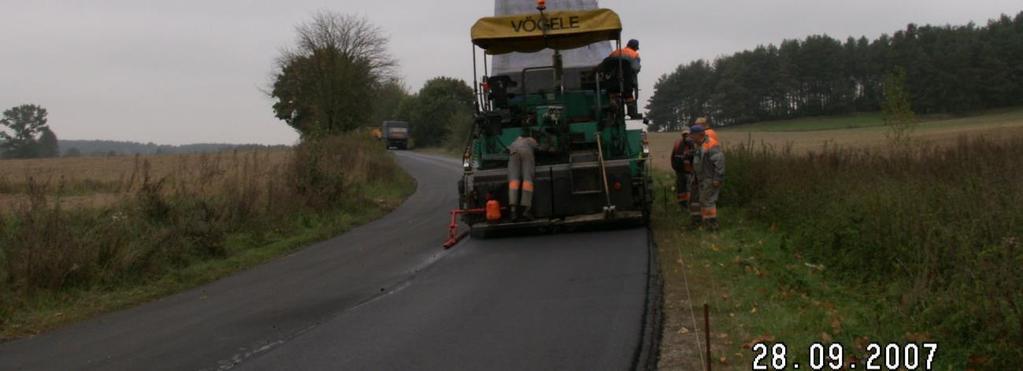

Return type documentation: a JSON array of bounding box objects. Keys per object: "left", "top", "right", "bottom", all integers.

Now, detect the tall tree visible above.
[
  {"left": 646, "top": 60, "right": 715, "bottom": 130},
  {"left": 37, "top": 127, "right": 59, "bottom": 158},
  {"left": 0, "top": 104, "right": 51, "bottom": 159},
  {"left": 271, "top": 11, "right": 396, "bottom": 139},
  {"left": 403, "top": 77, "right": 474, "bottom": 148},
  {"left": 646, "top": 70, "right": 683, "bottom": 130},
  {"left": 369, "top": 79, "right": 411, "bottom": 127}
]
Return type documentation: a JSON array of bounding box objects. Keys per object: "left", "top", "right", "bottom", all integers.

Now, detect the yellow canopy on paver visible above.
[{"left": 471, "top": 8, "right": 622, "bottom": 54}]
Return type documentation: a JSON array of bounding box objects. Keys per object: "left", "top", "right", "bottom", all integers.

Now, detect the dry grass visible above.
[
  {"left": 0, "top": 136, "right": 414, "bottom": 339},
  {"left": 0, "top": 150, "right": 292, "bottom": 212},
  {"left": 0, "top": 154, "right": 205, "bottom": 182},
  {"left": 0, "top": 193, "right": 122, "bottom": 212},
  {"left": 648, "top": 108, "right": 1023, "bottom": 170}
]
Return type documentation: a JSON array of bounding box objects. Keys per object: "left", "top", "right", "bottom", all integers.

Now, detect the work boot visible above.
[
  {"left": 627, "top": 102, "right": 641, "bottom": 119},
  {"left": 705, "top": 218, "right": 720, "bottom": 231},
  {"left": 520, "top": 207, "right": 535, "bottom": 221},
  {"left": 509, "top": 206, "right": 518, "bottom": 222},
  {"left": 689, "top": 216, "right": 702, "bottom": 229}
]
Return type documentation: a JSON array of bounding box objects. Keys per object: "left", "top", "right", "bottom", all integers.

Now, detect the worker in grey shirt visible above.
[
  {"left": 507, "top": 131, "right": 549, "bottom": 221},
  {"left": 688, "top": 123, "right": 725, "bottom": 230}
]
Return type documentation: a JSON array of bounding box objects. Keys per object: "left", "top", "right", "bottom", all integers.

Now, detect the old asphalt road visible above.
[{"left": 0, "top": 152, "right": 656, "bottom": 371}]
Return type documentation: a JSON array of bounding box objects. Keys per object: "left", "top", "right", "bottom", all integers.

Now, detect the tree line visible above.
[
  {"left": 646, "top": 11, "right": 1023, "bottom": 131},
  {"left": 0, "top": 103, "right": 289, "bottom": 160},
  {"left": 270, "top": 11, "right": 475, "bottom": 149},
  {"left": 57, "top": 140, "right": 288, "bottom": 157},
  {"left": 0, "top": 104, "right": 59, "bottom": 159}
]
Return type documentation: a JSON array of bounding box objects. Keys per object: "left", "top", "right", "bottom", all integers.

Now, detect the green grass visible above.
[
  {"left": 653, "top": 199, "right": 943, "bottom": 369},
  {"left": 653, "top": 131, "right": 1023, "bottom": 370}
]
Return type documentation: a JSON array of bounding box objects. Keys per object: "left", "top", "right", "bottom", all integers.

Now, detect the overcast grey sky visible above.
[{"left": 2, "top": 1, "right": 1019, "bottom": 145}]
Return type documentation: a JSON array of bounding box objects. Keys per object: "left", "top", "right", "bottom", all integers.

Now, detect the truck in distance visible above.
[{"left": 382, "top": 121, "right": 410, "bottom": 150}]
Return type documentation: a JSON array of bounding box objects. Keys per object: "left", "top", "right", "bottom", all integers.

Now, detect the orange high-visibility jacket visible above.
[
  {"left": 694, "top": 130, "right": 725, "bottom": 182},
  {"left": 609, "top": 47, "right": 641, "bottom": 72},
  {"left": 705, "top": 129, "right": 719, "bottom": 148},
  {"left": 609, "top": 47, "right": 640, "bottom": 60}
]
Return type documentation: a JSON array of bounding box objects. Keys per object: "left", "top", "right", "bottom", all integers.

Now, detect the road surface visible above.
[{"left": 0, "top": 152, "right": 655, "bottom": 371}]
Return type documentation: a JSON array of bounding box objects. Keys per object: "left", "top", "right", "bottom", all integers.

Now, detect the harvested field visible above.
[
  {"left": 0, "top": 150, "right": 292, "bottom": 211},
  {"left": 648, "top": 108, "right": 1023, "bottom": 170}
]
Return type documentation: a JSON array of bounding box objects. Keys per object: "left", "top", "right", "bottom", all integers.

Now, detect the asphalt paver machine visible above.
[{"left": 445, "top": 1, "right": 652, "bottom": 246}]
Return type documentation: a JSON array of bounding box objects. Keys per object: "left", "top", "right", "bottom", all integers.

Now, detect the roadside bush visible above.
[
  {"left": 0, "top": 134, "right": 408, "bottom": 332},
  {"left": 721, "top": 136, "right": 1023, "bottom": 368}
]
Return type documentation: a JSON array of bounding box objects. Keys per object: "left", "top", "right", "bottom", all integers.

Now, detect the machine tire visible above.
[{"left": 640, "top": 175, "right": 653, "bottom": 225}]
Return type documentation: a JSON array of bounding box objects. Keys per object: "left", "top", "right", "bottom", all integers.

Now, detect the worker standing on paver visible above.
[
  {"left": 609, "top": 39, "right": 642, "bottom": 119},
  {"left": 670, "top": 127, "right": 695, "bottom": 213},
  {"left": 507, "top": 131, "right": 546, "bottom": 221},
  {"left": 688, "top": 118, "right": 725, "bottom": 230},
  {"left": 609, "top": 39, "right": 642, "bottom": 73}
]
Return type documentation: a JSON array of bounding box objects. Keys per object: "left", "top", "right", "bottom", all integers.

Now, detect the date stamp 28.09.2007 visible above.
[{"left": 752, "top": 342, "right": 938, "bottom": 370}]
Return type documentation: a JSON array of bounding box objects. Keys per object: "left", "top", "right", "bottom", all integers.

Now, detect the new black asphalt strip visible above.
[{"left": 0, "top": 152, "right": 653, "bottom": 371}]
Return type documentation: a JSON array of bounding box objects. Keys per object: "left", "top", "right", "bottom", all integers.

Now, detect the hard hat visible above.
[
  {"left": 627, "top": 39, "right": 640, "bottom": 50},
  {"left": 681, "top": 127, "right": 691, "bottom": 134},
  {"left": 690, "top": 125, "right": 706, "bottom": 134},
  {"left": 694, "top": 117, "right": 708, "bottom": 126}
]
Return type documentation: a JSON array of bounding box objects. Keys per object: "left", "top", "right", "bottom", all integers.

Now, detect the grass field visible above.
[
  {"left": 0, "top": 150, "right": 293, "bottom": 212},
  {"left": 727, "top": 112, "right": 887, "bottom": 132},
  {"left": 648, "top": 107, "right": 1023, "bottom": 170},
  {"left": 654, "top": 198, "right": 886, "bottom": 370},
  {"left": 653, "top": 109, "right": 1023, "bottom": 370},
  {"left": 0, "top": 137, "right": 415, "bottom": 340}
]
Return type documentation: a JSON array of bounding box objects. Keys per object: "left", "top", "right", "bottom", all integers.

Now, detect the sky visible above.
[{"left": 1, "top": 1, "right": 1020, "bottom": 145}]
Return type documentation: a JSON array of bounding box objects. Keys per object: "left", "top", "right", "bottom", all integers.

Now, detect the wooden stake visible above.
[{"left": 705, "top": 303, "right": 711, "bottom": 371}]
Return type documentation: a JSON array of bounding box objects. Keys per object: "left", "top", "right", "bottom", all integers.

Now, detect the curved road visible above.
[{"left": 0, "top": 152, "right": 653, "bottom": 371}]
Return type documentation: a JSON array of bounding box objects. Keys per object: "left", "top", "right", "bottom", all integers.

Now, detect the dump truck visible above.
[
  {"left": 381, "top": 121, "right": 410, "bottom": 150},
  {"left": 456, "top": 2, "right": 652, "bottom": 238}
]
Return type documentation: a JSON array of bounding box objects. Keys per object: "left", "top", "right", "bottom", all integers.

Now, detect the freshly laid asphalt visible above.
[{"left": 0, "top": 152, "right": 652, "bottom": 371}]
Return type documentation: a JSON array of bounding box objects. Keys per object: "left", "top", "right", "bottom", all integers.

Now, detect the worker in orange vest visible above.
[
  {"left": 610, "top": 39, "right": 642, "bottom": 72},
  {"left": 687, "top": 118, "right": 725, "bottom": 230},
  {"left": 609, "top": 39, "right": 642, "bottom": 119}
]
